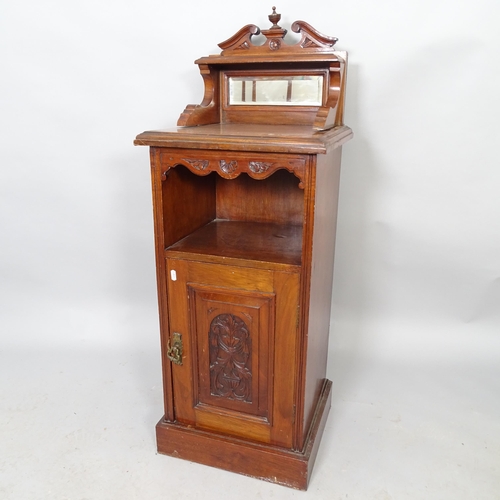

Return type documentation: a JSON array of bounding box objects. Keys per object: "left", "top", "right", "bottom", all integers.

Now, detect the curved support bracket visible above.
[
  {"left": 177, "top": 64, "right": 220, "bottom": 127},
  {"left": 313, "top": 58, "right": 345, "bottom": 130}
]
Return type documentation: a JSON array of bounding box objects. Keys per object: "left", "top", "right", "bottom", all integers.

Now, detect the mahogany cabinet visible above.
[{"left": 134, "top": 9, "right": 352, "bottom": 490}]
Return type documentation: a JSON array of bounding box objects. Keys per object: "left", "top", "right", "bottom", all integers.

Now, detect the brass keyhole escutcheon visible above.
[{"left": 167, "top": 332, "right": 183, "bottom": 365}]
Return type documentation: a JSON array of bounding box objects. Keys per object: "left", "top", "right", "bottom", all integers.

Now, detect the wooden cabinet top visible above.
[
  {"left": 135, "top": 8, "right": 351, "bottom": 143},
  {"left": 134, "top": 123, "right": 352, "bottom": 154}
]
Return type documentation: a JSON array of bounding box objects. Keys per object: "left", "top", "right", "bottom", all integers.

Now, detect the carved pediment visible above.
[
  {"left": 218, "top": 24, "right": 261, "bottom": 52},
  {"left": 218, "top": 7, "right": 337, "bottom": 55},
  {"left": 291, "top": 21, "right": 338, "bottom": 50}
]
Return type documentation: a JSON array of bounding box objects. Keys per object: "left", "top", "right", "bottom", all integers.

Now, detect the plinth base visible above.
[{"left": 155, "top": 379, "right": 332, "bottom": 490}]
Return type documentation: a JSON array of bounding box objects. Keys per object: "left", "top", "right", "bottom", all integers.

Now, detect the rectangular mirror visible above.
[{"left": 228, "top": 75, "right": 323, "bottom": 106}]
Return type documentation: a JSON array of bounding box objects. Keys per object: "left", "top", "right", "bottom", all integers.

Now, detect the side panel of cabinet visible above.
[
  {"left": 166, "top": 258, "right": 300, "bottom": 449},
  {"left": 299, "top": 147, "right": 343, "bottom": 448},
  {"left": 149, "top": 148, "right": 175, "bottom": 422}
]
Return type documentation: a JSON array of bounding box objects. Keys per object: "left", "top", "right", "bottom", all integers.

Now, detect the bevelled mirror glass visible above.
[{"left": 229, "top": 75, "right": 323, "bottom": 106}]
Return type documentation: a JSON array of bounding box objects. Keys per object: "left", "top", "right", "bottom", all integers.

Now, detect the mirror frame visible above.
[
  {"left": 227, "top": 74, "right": 324, "bottom": 107},
  {"left": 222, "top": 69, "right": 328, "bottom": 111}
]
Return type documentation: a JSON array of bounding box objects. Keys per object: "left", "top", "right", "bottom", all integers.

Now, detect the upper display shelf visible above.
[{"left": 177, "top": 7, "right": 348, "bottom": 131}]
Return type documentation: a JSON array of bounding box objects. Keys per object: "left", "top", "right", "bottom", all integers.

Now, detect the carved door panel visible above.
[{"left": 166, "top": 258, "right": 300, "bottom": 448}]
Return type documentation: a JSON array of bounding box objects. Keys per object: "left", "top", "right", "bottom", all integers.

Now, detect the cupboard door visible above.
[{"left": 166, "top": 258, "right": 299, "bottom": 447}]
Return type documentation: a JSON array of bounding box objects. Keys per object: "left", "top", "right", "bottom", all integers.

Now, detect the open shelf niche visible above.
[{"left": 161, "top": 164, "right": 304, "bottom": 270}]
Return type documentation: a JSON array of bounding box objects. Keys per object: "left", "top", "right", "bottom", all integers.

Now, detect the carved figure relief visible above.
[{"left": 209, "top": 313, "right": 252, "bottom": 402}]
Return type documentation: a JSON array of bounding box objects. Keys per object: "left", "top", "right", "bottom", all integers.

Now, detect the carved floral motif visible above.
[
  {"left": 269, "top": 39, "right": 281, "bottom": 51},
  {"left": 249, "top": 161, "right": 272, "bottom": 173},
  {"left": 160, "top": 152, "right": 307, "bottom": 188},
  {"left": 209, "top": 313, "right": 252, "bottom": 402},
  {"left": 219, "top": 160, "right": 238, "bottom": 174},
  {"left": 183, "top": 158, "right": 209, "bottom": 171}
]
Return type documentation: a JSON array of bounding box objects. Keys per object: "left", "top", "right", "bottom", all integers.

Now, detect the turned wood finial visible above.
[
  {"left": 261, "top": 6, "right": 287, "bottom": 46},
  {"left": 269, "top": 7, "right": 281, "bottom": 29}
]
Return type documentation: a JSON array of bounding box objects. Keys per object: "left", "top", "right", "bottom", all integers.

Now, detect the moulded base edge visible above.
[{"left": 155, "top": 379, "right": 332, "bottom": 490}]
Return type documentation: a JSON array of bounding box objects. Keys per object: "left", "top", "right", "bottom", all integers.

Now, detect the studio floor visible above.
[{"left": 1, "top": 346, "right": 498, "bottom": 499}]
